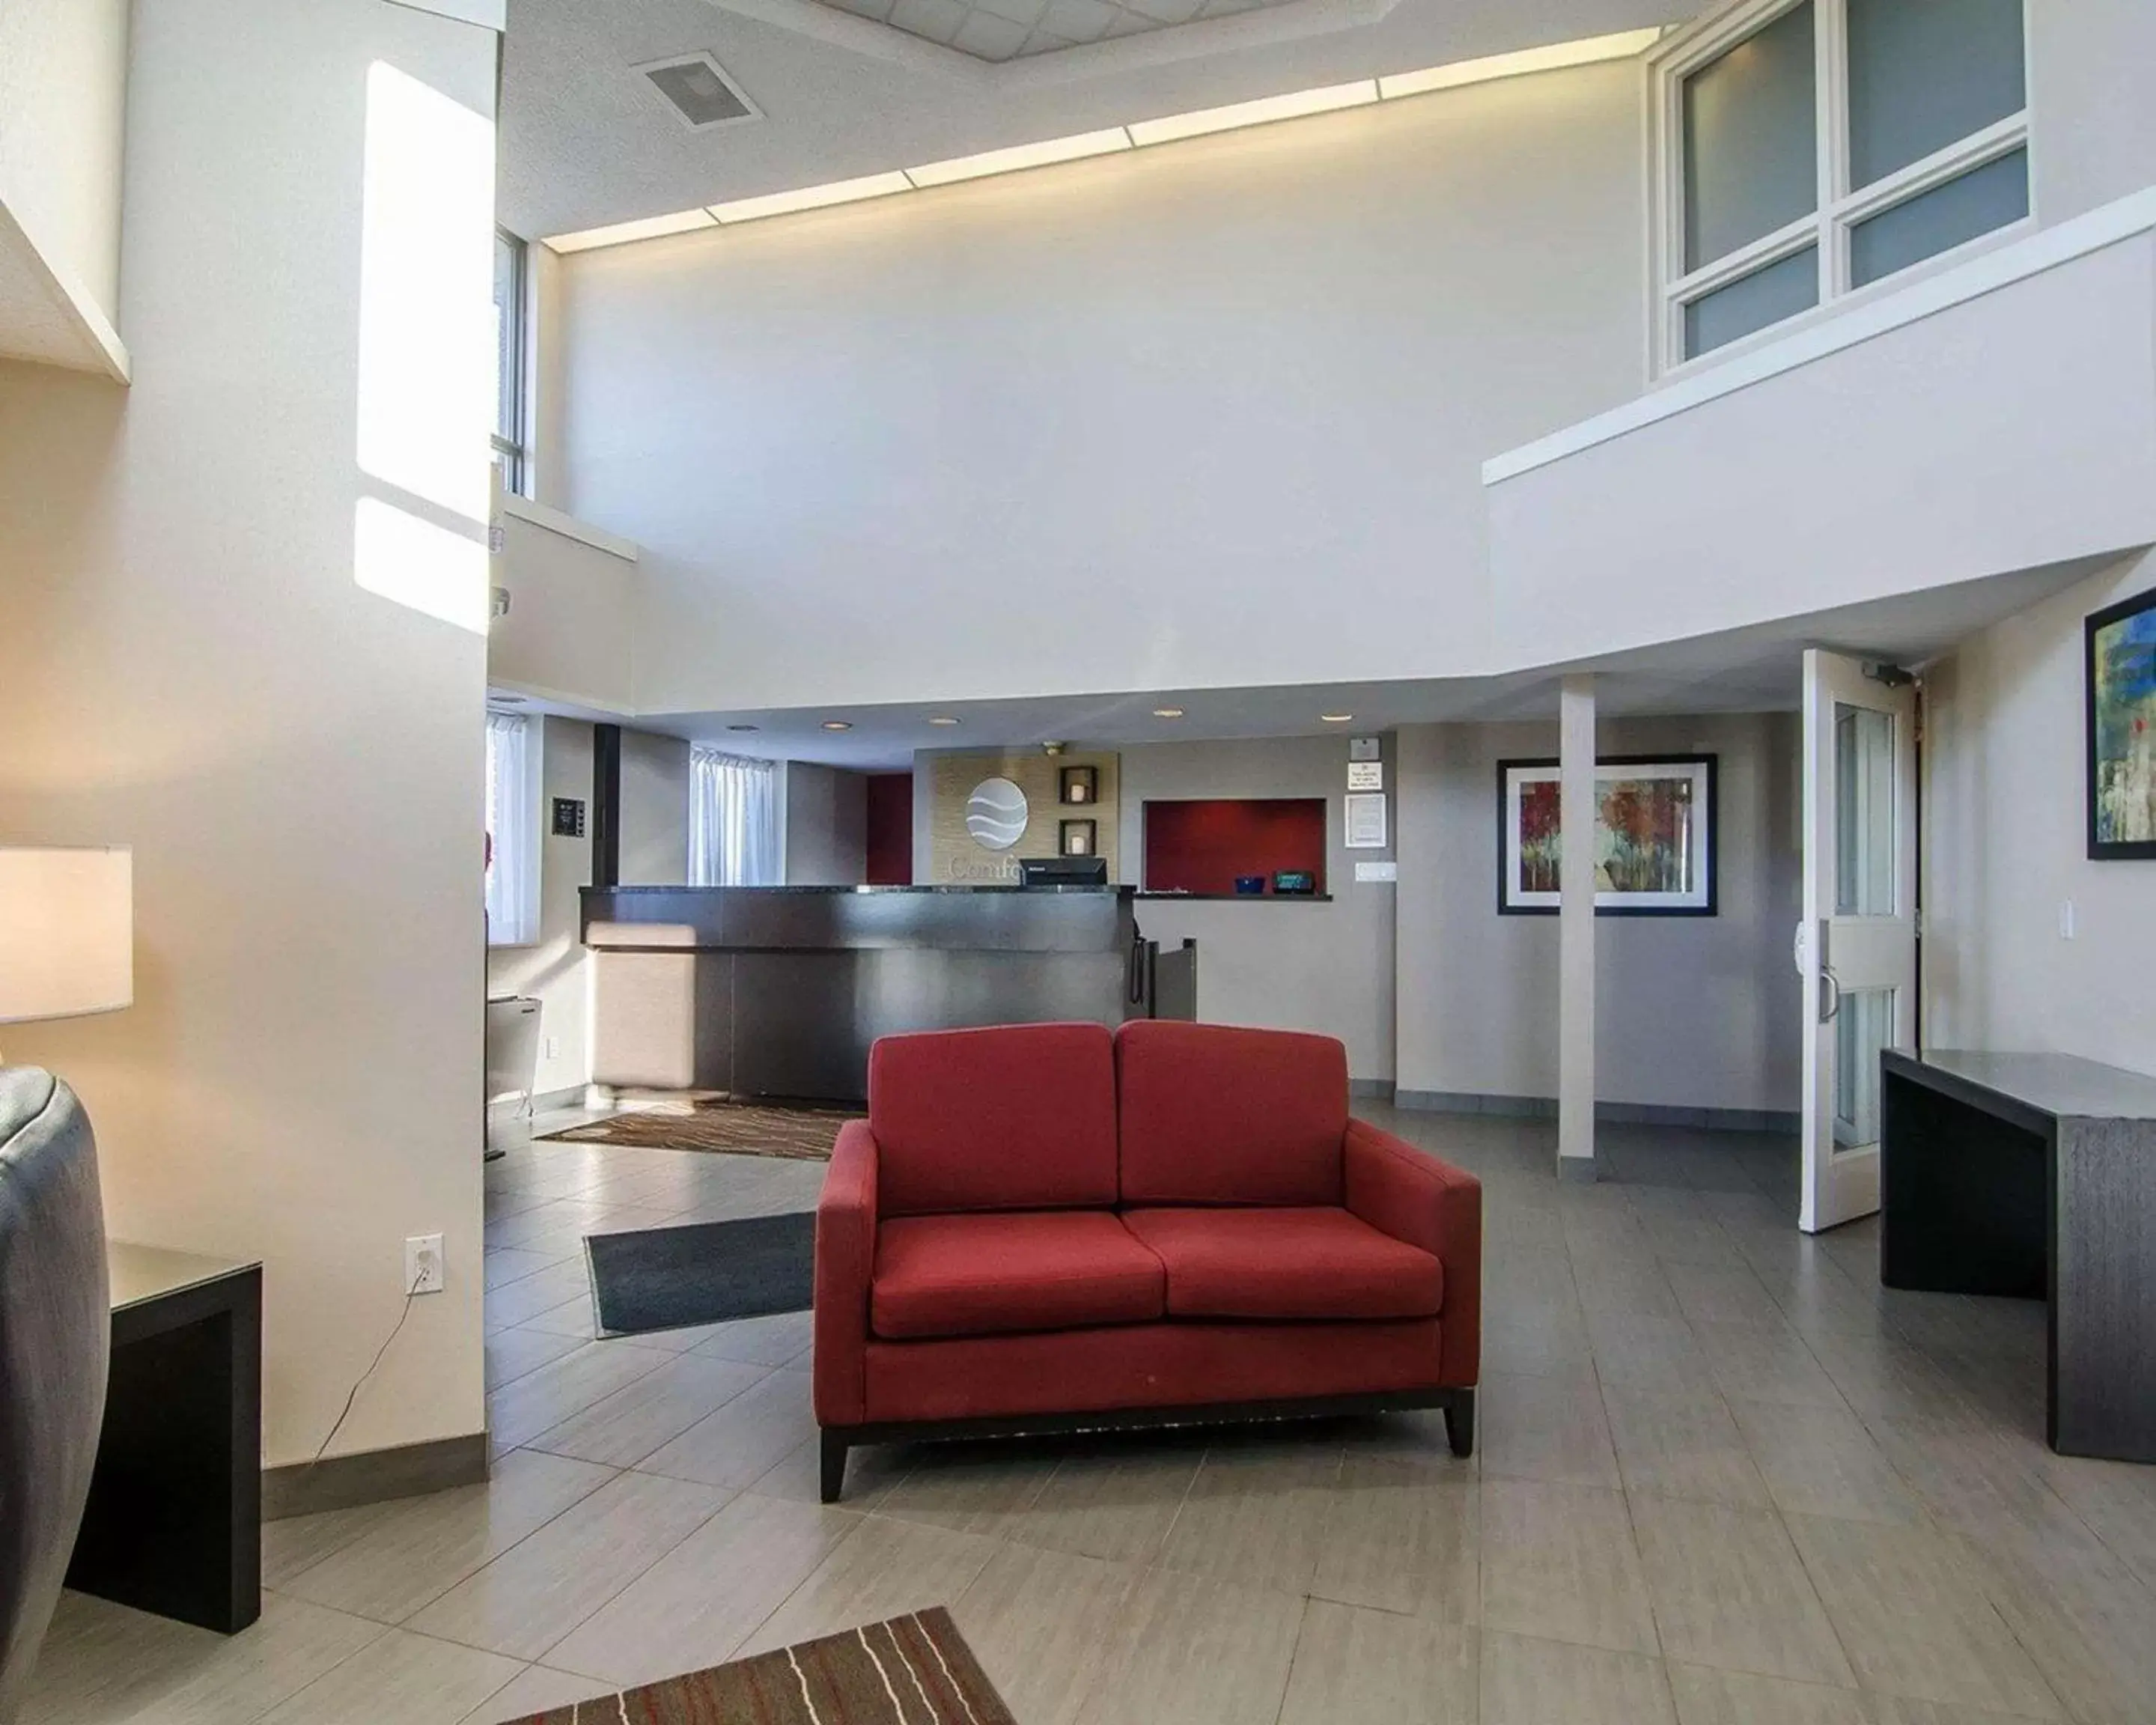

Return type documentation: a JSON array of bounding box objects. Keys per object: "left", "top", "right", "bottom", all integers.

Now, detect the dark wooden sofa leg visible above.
[
  {"left": 1444, "top": 1389, "right": 1476, "bottom": 1458},
  {"left": 820, "top": 1429, "right": 850, "bottom": 1503}
]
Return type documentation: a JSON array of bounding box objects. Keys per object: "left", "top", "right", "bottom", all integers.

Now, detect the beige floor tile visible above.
[
  {"left": 1957, "top": 1526, "right": 2156, "bottom": 1725},
  {"left": 1667, "top": 1663, "right": 1868, "bottom": 1725},
  {"left": 1783, "top": 1514, "right": 2063, "bottom": 1720},
  {"left": 1480, "top": 1629, "right": 1677, "bottom": 1725},
  {"left": 1667, "top": 1262, "right": 1790, "bottom": 1330},
  {"left": 1573, "top": 1249, "right": 1687, "bottom": 1321},
  {"left": 406, "top": 1470, "right": 731, "bottom": 1661},
  {"left": 454, "top": 1663, "right": 614, "bottom": 1724},
  {"left": 1309, "top": 1457, "right": 1479, "bottom": 1621},
  {"left": 542, "top": 1491, "right": 862, "bottom": 1688},
  {"left": 1629, "top": 1495, "right": 1854, "bottom": 1687},
  {"left": 747, "top": 1431, "right": 910, "bottom": 1508},
  {"left": 482, "top": 1247, "right": 564, "bottom": 1292},
  {"left": 1727, "top": 1399, "right": 1925, "bottom": 1526},
  {"left": 874, "top": 1438, "right": 1060, "bottom": 1535},
  {"left": 1801, "top": 1330, "right": 1987, "bottom": 1429},
  {"left": 951, "top": 1542, "right": 1145, "bottom": 1725},
  {"left": 1604, "top": 1383, "right": 1773, "bottom": 1509},
  {"left": 1275, "top": 1599, "right": 1476, "bottom": 1725},
  {"left": 1152, "top": 1441, "right": 1339, "bottom": 1597},
  {"left": 1866, "top": 1700, "right": 2067, "bottom": 1725},
  {"left": 1479, "top": 1479, "right": 1660, "bottom": 1655},
  {"left": 1864, "top": 1419, "right": 2101, "bottom": 1551},
  {"left": 22, "top": 1590, "right": 386, "bottom": 1725},
  {"left": 1483, "top": 1368, "right": 1623, "bottom": 1488},
  {"left": 485, "top": 1339, "right": 673, "bottom": 1451},
  {"left": 1071, "top": 1564, "right": 1305, "bottom": 1725},
  {"left": 733, "top": 1514, "right": 1000, "bottom": 1658},
  {"left": 634, "top": 1366, "right": 817, "bottom": 1489},
  {"left": 483, "top": 1259, "right": 592, "bottom": 1330},
  {"left": 1693, "top": 1321, "right": 1848, "bottom": 1409},
  {"left": 483, "top": 1325, "right": 587, "bottom": 1393},
  {"left": 280, "top": 1449, "right": 618, "bottom": 1623},
  {"left": 255, "top": 1628, "right": 525, "bottom": 1725},
  {"left": 995, "top": 1440, "right": 1202, "bottom": 1563},
  {"left": 2032, "top": 1449, "right": 2156, "bottom": 1587},
  {"left": 1484, "top": 1294, "right": 1597, "bottom": 1377},
  {"left": 513, "top": 1294, "right": 602, "bottom": 1342},
  {"left": 261, "top": 1496, "right": 405, "bottom": 1589},
  {"left": 1336, "top": 1406, "right": 1481, "bottom": 1475},
  {"left": 525, "top": 1353, "right": 770, "bottom": 1468},
  {"left": 689, "top": 1307, "right": 814, "bottom": 1366},
  {"left": 1589, "top": 1312, "right": 1722, "bottom": 1399}
]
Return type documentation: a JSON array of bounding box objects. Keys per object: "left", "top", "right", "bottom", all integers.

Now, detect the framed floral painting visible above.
[{"left": 1499, "top": 755, "right": 1717, "bottom": 916}]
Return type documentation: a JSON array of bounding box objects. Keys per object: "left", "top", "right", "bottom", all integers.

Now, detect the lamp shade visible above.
[{"left": 0, "top": 847, "right": 134, "bottom": 1024}]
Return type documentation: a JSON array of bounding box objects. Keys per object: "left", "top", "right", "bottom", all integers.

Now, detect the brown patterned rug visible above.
[
  {"left": 540, "top": 1098, "right": 854, "bottom": 1160},
  {"left": 503, "top": 1609, "right": 1016, "bottom": 1724}
]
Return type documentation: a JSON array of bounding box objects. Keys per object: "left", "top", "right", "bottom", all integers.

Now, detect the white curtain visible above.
[
  {"left": 690, "top": 748, "right": 782, "bottom": 886},
  {"left": 484, "top": 711, "right": 538, "bottom": 944}
]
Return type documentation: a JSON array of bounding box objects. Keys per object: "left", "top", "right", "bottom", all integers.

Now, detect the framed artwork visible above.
[
  {"left": 1059, "top": 765, "right": 1098, "bottom": 806},
  {"left": 1059, "top": 818, "right": 1097, "bottom": 857},
  {"left": 1498, "top": 755, "right": 1717, "bottom": 916},
  {"left": 2086, "top": 583, "right": 2156, "bottom": 860}
]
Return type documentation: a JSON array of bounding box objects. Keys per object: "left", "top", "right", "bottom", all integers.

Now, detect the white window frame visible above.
[
  {"left": 493, "top": 228, "right": 532, "bottom": 499},
  {"left": 1648, "top": 0, "right": 2032, "bottom": 377}
]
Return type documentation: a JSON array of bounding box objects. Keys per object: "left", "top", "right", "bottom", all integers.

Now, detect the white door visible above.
[{"left": 1798, "top": 648, "right": 1918, "bottom": 1235}]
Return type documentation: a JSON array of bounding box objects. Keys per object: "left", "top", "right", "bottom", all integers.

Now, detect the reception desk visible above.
[{"left": 582, "top": 884, "right": 1195, "bottom": 1102}]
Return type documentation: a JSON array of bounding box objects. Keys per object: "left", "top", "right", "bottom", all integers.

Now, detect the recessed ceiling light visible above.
[
  {"left": 725, "top": 722, "right": 759, "bottom": 731},
  {"left": 927, "top": 715, "right": 961, "bottom": 726},
  {"left": 820, "top": 720, "right": 853, "bottom": 731},
  {"left": 546, "top": 207, "right": 714, "bottom": 253},
  {"left": 1153, "top": 707, "right": 1186, "bottom": 719},
  {"left": 1320, "top": 713, "right": 1354, "bottom": 723}
]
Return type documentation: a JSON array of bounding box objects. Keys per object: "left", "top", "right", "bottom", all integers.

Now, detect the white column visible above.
[{"left": 1559, "top": 674, "right": 1597, "bottom": 1179}]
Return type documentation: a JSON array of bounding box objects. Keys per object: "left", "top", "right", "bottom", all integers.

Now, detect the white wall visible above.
[
  {"left": 1114, "top": 735, "right": 1398, "bottom": 1084},
  {"left": 784, "top": 762, "right": 868, "bottom": 886},
  {"left": 2029, "top": 0, "right": 2156, "bottom": 225},
  {"left": 0, "top": 0, "right": 496, "bottom": 1466},
  {"left": 489, "top": 504, "right": 639, "bottom": 713},
  {"left": 487, "top": 716, "right": 595, "bottom": 1099},
  {"left": 0, "top": 0, "right": 129, "bottom": 322},
  {"left": 1395, "top": 712, "right": 1802, "bottom": 1116},
  {"left": 619, "top": 728, "right": 689, "bottom": 885},
  {"left": 553, "top": 59, "right": 1646, "bottom": 713},
  {"left": 1925, "top": 553, "right": 2156, "bottom": 1077}
]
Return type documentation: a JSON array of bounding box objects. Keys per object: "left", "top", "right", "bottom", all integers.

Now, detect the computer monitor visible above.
[{"left": 1017, "top": 856, "right": 1108, "bottom": 887}]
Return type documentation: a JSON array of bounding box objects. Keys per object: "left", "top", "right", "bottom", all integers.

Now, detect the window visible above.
[
  {"left": 484, "top": 711, "right": 538, "bottom": 945},
  {"left": 689, "top": 749, "right": 782, "bottom": 886},
  {"left": 492, "top": 228, "right": 530, "bottom": 496},
  {"left": 1654, "top": 0, "right": 2029, "bottom": 368}
]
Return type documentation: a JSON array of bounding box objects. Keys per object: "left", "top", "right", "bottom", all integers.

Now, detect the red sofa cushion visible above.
[
  {"left": 1121, "top": 1206, "right": 1443, "bottom": 1320},
  {"left": 1115, "top": 1022, "right": 1348, "bottom": 1205},
  {"left": 871, "top": 1211, "right": 1166, "bottom": 1339},
  {"left": 869, "top": 1023, "right": 1118, "bottom": 1216}
]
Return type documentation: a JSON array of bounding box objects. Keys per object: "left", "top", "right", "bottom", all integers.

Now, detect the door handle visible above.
[{"left": 1818, "top": 967, "right": 1842, "bottom": 1025}]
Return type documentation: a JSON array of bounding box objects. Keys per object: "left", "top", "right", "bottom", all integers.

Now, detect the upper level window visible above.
[
  {"left": 493, "top": 228, "right": 530, "bottom": 496},
  {"left": 1654, "top": 0, "right": 2029, "bottom": 370}
]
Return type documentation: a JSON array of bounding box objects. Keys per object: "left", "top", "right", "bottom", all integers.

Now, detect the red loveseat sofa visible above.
[{"left": 812, "top": 1019, "right": 1482, "bottom": 1500}]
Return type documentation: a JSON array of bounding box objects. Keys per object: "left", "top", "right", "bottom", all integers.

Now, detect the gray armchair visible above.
[{"left": 0, "top": 1069, "right": 109, "bottom": 1724}]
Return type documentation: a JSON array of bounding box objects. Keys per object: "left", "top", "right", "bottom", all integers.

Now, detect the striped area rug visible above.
[{"left": 502, "top": 1609, "right": 1017, "bottom": 1724}]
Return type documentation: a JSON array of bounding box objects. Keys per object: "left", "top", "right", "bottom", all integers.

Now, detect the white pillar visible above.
[{"left": 1559, "top": 674, "right": 1597, "bottom": 1179}]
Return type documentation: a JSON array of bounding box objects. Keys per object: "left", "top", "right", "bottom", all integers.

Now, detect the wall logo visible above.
[{"left": 965, "top": 777, "right": 1029, "bottom": 851}]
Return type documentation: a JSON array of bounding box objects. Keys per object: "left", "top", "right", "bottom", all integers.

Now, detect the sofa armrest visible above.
[
  {"left": 1343, "top": 1118, "right": 1482, "bottom": 1388},
  {"left": 814, "top": 1119, "right": 879, "bottom": 1428}
]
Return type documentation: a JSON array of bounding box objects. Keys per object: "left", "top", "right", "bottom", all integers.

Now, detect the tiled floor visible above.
[{"left": 24, "top": 1105, "right": 2156, "bottom": 1724}]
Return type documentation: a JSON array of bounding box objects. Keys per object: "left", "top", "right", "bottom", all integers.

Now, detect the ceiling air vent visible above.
[{"left": 635, "top": 53, "right": 760, "bottom": 131}]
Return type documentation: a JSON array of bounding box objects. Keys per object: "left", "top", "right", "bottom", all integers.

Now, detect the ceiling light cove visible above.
[
  {"left": 1152, "top": 707, "right": 1186, "bottom": 718},
  {"left": 540, "top": 28, "right": 1664, "bottom": 255},
  {"left": 928, "top": 715, "right": 963, "bottom": 726},
  {"left": 821, "top": 719, "right": 855, "bottom": 731}
]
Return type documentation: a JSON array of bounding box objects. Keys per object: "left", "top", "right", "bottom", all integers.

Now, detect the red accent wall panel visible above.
[
  {"left": 1142, "top": 799, "right": 1326, "bottom": 895},
  {"left": 865, "top": 773, "right": 914, "bottom": 886}
]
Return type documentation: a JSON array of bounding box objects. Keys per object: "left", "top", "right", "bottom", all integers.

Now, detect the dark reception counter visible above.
[{"left": 582, "top": 885, "right": 1195, "bottom": 1102}]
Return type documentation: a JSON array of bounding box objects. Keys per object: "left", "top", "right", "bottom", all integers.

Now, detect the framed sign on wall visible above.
[{"left": 1499, "top": 755, "right": 1718, "bottom": 916}]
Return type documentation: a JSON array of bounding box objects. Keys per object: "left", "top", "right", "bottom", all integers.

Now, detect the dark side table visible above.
[{"left": 67, "top": 1242, "right": 263, "bottom": 1632}]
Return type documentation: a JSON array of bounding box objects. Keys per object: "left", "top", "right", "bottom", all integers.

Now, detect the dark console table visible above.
[
  {"left": 1881, "top": 1049, "right": 2156, "bottom": 1461},
  {"left": 67, "top": 1242, "right": 262, "bottom": 1631}
]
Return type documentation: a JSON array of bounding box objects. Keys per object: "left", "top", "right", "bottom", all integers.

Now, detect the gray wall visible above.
[
  {"left": 487, "top": 716, "right": 597, "bottom": 1099},
  {"left": 619, "top": 728, "right": 689, "bottom": 885},
  {"left": 1395, "top": 712, "right": 1801, "bottom": 1115},
  {"left": 785, "top": 762, "right": 869, "bottom": 886},
  {"left": 1116, "top": 735, "right": 1398, "bottom": 1086}
]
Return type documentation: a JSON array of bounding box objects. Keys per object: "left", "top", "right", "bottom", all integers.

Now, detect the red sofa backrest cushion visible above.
[
  {"left": 1115, "top": 1021, "right": 1348, "bottom": 1205},
  {"left": 868, "top": 1022, "right": 1119, "bottom": 1216}
]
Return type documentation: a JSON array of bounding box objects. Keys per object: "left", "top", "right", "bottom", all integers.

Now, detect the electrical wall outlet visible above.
[
  {"left": 405, "top": 1233, "right": 445, "bottom": 1295},
  {"left": 2060, "top": 900, "right": 2077, "bottom": 940}
]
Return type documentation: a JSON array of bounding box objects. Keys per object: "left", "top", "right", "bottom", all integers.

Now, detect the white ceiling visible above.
[
  {"left": 499, "top": 0, "right": 1686, "bottom": 237},
  {"left": 817, "top": 0, "right": 1307, "bottom": 64},
  {"left": 491, "top": 562, "right": 2104, "bottom": 768}
]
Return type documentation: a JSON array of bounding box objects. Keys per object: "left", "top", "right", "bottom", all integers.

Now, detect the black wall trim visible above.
[
  {"left": 592, "top": 722, "right": 622, "bottom": 890},
  {"left": 263, "top": 1431, "right": 489, "bottom": 1521}
]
